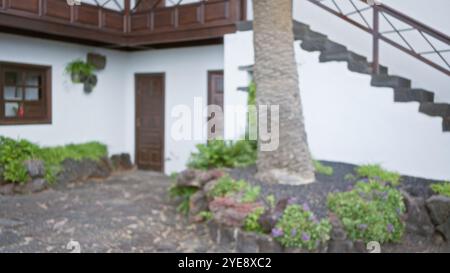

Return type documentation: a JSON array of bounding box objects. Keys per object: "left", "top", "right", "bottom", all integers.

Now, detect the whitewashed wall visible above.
[
  {"left": 0, "top": 33, "right": 224, "bottom": 175},
  {"left": 0, "top": 33, "right": 128, "bottom": 155},
  {"left": 223, "top": 30, "right": 450, "bottom": 181}
]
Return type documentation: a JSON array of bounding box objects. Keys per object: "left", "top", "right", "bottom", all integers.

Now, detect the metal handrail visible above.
[{"left": 307, "top": 0, "right": 450, "bottom": 76}]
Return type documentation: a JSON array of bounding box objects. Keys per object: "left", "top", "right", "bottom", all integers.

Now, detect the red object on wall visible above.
[{"left": 18, "top": 104, "right": 25, "bottom": 118}]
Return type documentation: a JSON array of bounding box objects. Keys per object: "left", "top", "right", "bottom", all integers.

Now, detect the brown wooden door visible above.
[
  {"left": 135, "top": 74, "right": 165, "bottom": 172},
  {"left": 207, "top": 70, "right": 224, "bottom": 140}
]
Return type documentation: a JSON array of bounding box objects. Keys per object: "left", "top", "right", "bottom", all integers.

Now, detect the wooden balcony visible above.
[{"left": 0, "top": 0, "right": 247, "bottom": 50}]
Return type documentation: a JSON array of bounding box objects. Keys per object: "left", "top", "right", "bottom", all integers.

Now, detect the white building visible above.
[{"left": 0, "top": 0, "right": 449, "bottom": 180}]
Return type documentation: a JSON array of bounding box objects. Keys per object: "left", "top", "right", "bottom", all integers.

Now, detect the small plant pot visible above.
[{"left": 83, "top": 75, "right": 97, "bottom": 94}]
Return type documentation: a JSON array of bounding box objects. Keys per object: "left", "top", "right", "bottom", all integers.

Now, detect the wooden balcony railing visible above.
[{"left": 0, "top": 0, "right": 247, "bottom": 49}]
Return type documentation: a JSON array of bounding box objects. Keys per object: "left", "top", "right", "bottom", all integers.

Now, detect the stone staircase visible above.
[{"left": 237, "top": 21, "right": 450, "bottom": 132}]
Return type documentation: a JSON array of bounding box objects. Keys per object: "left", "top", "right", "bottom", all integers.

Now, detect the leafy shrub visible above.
[
  {"left": 430, "top": 182, "right": 450, "bottom": 197},
  {"left": 169, "top": 185, "right": 198, "bottom": 215},
  {"left": 39, "top": 142, "right": 107, "bottom": 182},
  {"left": 0, "top": 136, "right": 107, "bottom": 183},
  {"left": 197, "top": 211, "right": 214, "bottom": 221},
  {"left": 242, "top": 185, "right": 261, "bottom": 203},
  {"left": 273, "top": 204, "right": 331, "bottom": 250},
  {"left": 266, "top": 194, "right": 276, "bottom": 209},
  {"left": 355, "top": 164, "right": 401, "bottom": 186},
  {"left": 209, "top": 175, "right": 261, "bottom": 203},
  {"left": 243, "top": 207, "right": 265, "bottom": 233},
  {"left": 327, "top": 180, "right": 405, "bottom": 243},
  {"left": 313, "top": 160, "right": 334, "bottom": 176},
  {"left": 187, "top": 140, "right": 256, "bottom": 170},
  {"left": 0, "top": 137, "right": 38, "bottom": 183}
]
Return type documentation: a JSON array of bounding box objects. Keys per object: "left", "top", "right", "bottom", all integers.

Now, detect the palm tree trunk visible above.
[{"left": 253, "top": 0, "right": 315, "bottom": 184}]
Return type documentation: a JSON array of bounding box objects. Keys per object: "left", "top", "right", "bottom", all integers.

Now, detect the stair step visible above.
[
  {"left": 319, "top": 49, "right": 364, "bottom": 63},
  {"left": 371, "top": 74, "right": 411, "bottom": 88},
  {"left": 443, "top": 117, "right": 450, "bottom": 132},
  {"left": 394, "top": 88, "right": 434, "bottom": 103},
  {"left": 347, "top": 61, "right": 388, "bottom": 75},
  {"left": 368, "top": 62, "right": 389, "bottom": 75},
  {"left": 419, "top": 103, "right": 450, "bottom": 117},
  {"left": 236, "top": 21, "right": 253, "bottom": 31},
  {"left": 238, "top": 64, "right": 254, "bottom": 72},
  {"left": 293, "top": 21, "right": 311, "bottom": 40}
]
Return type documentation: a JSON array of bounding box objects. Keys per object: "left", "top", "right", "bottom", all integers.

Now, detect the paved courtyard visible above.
[{"left": 0, "top": 171, "right": 227, "bottom": 253}]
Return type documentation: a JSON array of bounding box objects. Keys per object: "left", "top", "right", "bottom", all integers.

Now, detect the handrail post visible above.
[
  {"left": 124, "top": 0, "right": 131, "bottom": 33},
  {"left": 372, "top": 5, "right": 380, "bottom": 74}
]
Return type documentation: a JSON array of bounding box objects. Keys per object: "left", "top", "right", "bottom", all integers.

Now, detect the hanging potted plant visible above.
[{"left": 65, "top": 59, "right": 96, "bottom": 85}]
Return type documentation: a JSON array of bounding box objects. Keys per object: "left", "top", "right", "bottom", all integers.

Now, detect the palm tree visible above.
[{"left": 253, "top": 0, "right": 315, "bottom": 184}]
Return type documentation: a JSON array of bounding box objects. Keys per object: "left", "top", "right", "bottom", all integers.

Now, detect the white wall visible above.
[
  {"left": 0, "top": 33, "right": 224, "bottom": 175},
  {"left": 0, "top": 33, "right": 128, "bottom": 155},
  {"left": 224, "top": 30, "right": 450, "bottom": 180}
]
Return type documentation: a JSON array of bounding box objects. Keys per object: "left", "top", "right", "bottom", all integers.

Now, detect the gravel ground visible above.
[
  {"left": 0, "top": 162, "right": 447, "bottom": 253},
  {"left": 229, "top": 161, "right": 449, "bottom": 253},
  {"left": 0, "top": 171, "right": 232, "bottom": 253}
]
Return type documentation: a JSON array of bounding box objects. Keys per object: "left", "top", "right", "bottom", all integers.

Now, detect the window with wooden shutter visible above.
[{"left": 0, "top": 62, "right": 52, "bottom": 125}]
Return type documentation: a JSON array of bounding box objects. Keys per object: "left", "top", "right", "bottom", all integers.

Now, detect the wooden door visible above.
[
  {"left": 207, "top": 70, "right": 224, "bottom": 140},
  {"left": 135, "top": 73, "right": 165, "bottom": 172}
]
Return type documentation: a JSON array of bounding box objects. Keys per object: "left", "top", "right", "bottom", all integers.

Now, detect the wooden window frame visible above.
[{"left": 0, "top": 61, "right": 52, "bottom": 125}]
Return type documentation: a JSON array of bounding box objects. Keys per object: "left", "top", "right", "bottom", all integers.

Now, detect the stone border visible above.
[{"left": 0, "top": 153, "right": 134, "bottom": 195}]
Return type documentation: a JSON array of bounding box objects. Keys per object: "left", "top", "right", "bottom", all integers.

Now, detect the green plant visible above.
[
  {"left": 273, "top": 204, "right": 331, "bottom": 250},
  {"left": 187, "top": 139, "right": 256, "bottom": 170},
  {"left": 355, "top": 164, "right": 401, "bottom": 186},
  {"left": 209, "top": 175, "right": 261, "bottom": 203},
  {"left": 38, "top": 141, "right": 107, "bottom": 183},
  {"left": 327, "top": 180, "right": 405, "bottom": 243},
  {"left": 197, "top": 211, "right": 214, "bottom": 221},
  {"left": 344, "top": 173, "right": 356, "bottom": 181},
  {"left": 243, "top": 207, "right": 265, "bottom": 233},
  {"left": 266, "top": 194, "right": 276, "bottom": 209},
  {"left": 247, "top": 82, "right": 256, "bottom": 106},
  {"left": 0, "top": 137, "right": 38, "bottom": 183},
  {"left": 0, "top": 136, "right": 107, "bottom": 183},
  {"left": 209, "top": 175, "right": 247, "bottom": 198},
  {"left": 242, "top": 185, "right": 261, "bottom": 203},
  {"left": 169, "top": 172, "right": 179, "bottom": 181},
  {"left": 313, "top": 160, "right": 334, "bottom": 176},
  {"left": 65, "top": 59, "right": 95, "bottom": 83},
  {"left": 430, "top": 182, "right": 450, "bottom": 197},
  {"left": 168, "top": 184, "right": 198, "bottom": 216}
]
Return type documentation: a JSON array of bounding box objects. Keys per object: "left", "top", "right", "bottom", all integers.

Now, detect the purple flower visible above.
[
  {"left": 287, "top": 197, "right": 297, "bottom": 205},
  {"left": 302, "top": 202, "right": 310, "bottom": 212},
  {"left": 387, "top": 223, "right": 394, "bottom": 233},
  {"left": 358, "top": 224, "right": 368, "bottom": 230},
  {"left": 302, "top": 232, "right": 310, "bottom": 242},
  {"left": 309, "top": 214, "right": 317, "bottom": 222},
  {"left": 271, "top": 228, "right": 283, "bottom": 238},
  {"left": 291, "top": 228, "right": 297, "bottom": 237}
]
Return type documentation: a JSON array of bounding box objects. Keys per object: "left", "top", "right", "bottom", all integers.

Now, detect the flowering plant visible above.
[
  {"left": 272, "top": 204, "right": 331, "bottom": 250},
  {"left": 327, "top": 180, "right": 405, "bottom": 243}
]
